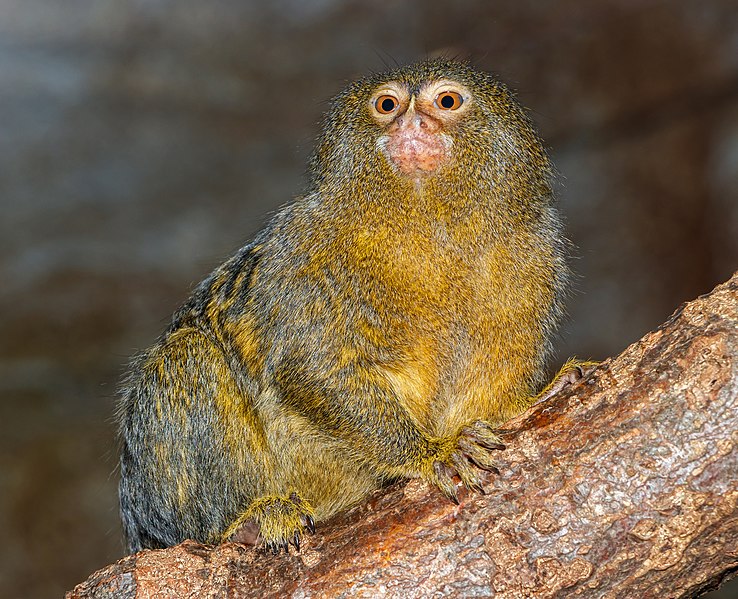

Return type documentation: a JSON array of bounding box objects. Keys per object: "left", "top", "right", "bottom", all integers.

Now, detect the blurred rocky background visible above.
[{"left": 1, "top": 1, "right": 736, "bottom": 597}]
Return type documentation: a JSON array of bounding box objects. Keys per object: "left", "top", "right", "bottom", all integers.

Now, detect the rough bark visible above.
[{"left": 67, "top": 272, "right": 738, "bottom": 599}]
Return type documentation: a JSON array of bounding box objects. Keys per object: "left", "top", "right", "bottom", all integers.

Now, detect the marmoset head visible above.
[{"left": 309, "top": 59, "right": 548, "bottom": 195}]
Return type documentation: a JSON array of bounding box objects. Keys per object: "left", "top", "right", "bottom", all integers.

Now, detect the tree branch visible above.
[{"left": 68, "top": 272, "right": 738, "bottom": 599}]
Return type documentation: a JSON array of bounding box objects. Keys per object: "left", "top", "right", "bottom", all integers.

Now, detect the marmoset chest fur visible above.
[{"left": 118, "top": 58, "right": 570, "bottom": 554}]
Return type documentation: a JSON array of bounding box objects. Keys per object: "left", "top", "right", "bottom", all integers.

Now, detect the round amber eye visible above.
[
  {"left": 375, "top": 95, "right": 399, "bottom": 114},
  {"left": 436, "top": 91, "right": 463, "bottom": 110}
]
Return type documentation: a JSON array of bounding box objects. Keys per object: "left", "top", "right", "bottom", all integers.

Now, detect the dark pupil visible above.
[
  {"left": 440, "top": 94, "right": 455, "bottom": 108},
  {"left": 381, "top": 97, "right": 396, "bottom": 112}
]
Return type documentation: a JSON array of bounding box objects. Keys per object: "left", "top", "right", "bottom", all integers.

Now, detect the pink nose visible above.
[
  {"left": 392, "top": 108, "right": 441, "bottom": 134},
  {"left": 397, "top": 113, "right": 423, "bottom": 129}
]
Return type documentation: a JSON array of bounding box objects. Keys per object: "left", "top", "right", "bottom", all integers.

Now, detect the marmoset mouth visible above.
[{"left": 378, "top": 119, "right": 453, "bottom": 178}]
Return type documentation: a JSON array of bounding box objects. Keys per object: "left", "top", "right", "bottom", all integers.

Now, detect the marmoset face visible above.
[{"left": 371, "top": 79, "right": 473, "bottom": 178}]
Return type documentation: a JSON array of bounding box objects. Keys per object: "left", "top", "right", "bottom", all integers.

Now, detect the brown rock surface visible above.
[{"left": 68, "top": 273, "right": 738, "bottom": 598}]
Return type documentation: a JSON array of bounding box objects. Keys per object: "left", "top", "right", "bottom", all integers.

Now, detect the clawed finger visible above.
[
  {"left": 302, "top": 514, "right": 316, "bottom": 535},
  {"left": 433, "top": 460, "right": 460, "bottom": 504}
]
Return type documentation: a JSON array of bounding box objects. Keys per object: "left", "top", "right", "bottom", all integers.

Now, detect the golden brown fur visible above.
[{"left": 118, "top": 59, "right": 576, "bottom": 553}]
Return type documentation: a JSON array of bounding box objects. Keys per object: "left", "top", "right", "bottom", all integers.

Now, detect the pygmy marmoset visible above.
[{"left": 118, "top": 58, "right": 579, "bottom": 554}]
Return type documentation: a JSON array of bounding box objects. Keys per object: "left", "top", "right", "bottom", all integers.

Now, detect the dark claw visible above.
[
  {"left": 466, "top": 454, "right": 495, "bottom": 473},
  {"left": 268, "top": 540, "right": 289, "bottom": 555},
  {"left": 291, "top": 533, "right": 300, "bottom": 552},
  {"left": 468, "top": 481, "right": 485, "bottom": 495},
  {"left": 448, "top": 490, "right": 460, "bottom": 505},
  {"left": 474, "top": 436, "right": 505, "bottom": 451},
  {"left": 304, "top": 514, "right": 316, "bottom": 535},
  {"left": 468, "top": 438, "right": 505, "bottom": 452}
]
